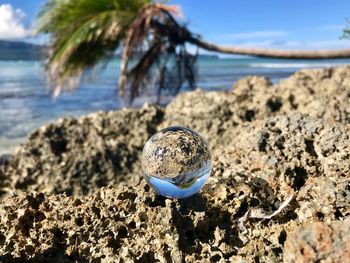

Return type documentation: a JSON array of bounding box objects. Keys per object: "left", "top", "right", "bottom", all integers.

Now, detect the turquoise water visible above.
[{"left": 1, "top": 57, "right": 350, "bottom": 154}]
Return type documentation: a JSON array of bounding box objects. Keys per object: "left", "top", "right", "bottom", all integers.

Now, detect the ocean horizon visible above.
[{"left": 1, "top": 56, "right": 350, "bottom": 154}]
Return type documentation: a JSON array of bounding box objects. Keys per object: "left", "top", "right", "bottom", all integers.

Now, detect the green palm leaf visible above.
[
  {"left": 37, "top": 0, "right": 197, "bottom": 102},
  {"left": 37, "top": 0, "right": 150, "bottom": 93}
]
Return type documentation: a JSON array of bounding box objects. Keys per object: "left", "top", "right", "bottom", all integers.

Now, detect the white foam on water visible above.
[{"left": 249, "top": 62, "right": 347, "bottom": 68}]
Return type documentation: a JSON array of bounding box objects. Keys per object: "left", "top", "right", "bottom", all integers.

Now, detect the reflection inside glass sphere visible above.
[{"left": 141, "top": 126, "right": 212, "bottom": 199}]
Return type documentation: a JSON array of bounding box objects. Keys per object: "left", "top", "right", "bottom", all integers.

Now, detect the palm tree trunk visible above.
[{"left": 188, "top": 36, "right": 350, "bottom": 59}]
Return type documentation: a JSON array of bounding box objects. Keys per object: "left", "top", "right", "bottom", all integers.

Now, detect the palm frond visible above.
[
  {"left": 118, "top": 3, "right": 182, "bottom": 98},
  {"left": 117, "top": 3, "right": 197, "bottom": 102},
  {"left": 37, "top": 0, "right": 150, "bottom": 94},
  {"left": 37, "top": 0, "right": 198, "bottom": 103}
]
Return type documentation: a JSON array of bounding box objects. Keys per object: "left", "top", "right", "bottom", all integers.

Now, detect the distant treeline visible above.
[{"left": 0, "top": 41, "right": 44, "bottom": 61}]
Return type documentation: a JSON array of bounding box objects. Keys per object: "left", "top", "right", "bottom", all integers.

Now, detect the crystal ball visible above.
[{"left": 141, "top": 126, "right": 212, "bottom": 199}]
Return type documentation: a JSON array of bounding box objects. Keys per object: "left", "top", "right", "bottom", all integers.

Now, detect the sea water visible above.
[{"left": 141, "top": 126, "right": 212, "bottom": 199}]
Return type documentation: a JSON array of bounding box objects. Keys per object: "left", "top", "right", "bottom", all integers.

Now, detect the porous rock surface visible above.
[
  {"left": 284, "top": 220, "right": 350, "bottom": 263},
  {"left": 161, "top": 66, "right": 350, "bottom": 146},
  {"left": 0, "top": 66, "right": 350, "bottom": 262},
  {"left": 0, "top": 105, "right": 164, "bottom": 195}
]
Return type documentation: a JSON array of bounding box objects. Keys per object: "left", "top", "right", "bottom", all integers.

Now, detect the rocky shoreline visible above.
[{"left": 0, "top": 66, "right": 349, "bottom": 262}]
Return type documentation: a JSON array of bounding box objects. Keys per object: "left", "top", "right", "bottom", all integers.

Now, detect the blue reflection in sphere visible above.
[{"left": 141, "top": 126, "right": 212, "bottom": 199}]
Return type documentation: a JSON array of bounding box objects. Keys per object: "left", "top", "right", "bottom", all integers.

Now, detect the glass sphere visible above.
[{"left": 141, "top": 126, "right": 212, "bottom": 199}]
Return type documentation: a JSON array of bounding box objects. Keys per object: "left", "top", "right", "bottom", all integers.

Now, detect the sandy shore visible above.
[{"left": 0, "top": 66, "right": 349, "bottom": 262}]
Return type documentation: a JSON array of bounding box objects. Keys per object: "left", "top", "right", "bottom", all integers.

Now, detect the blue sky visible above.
[{"left": 1, "top": 0, "right": 350, "bottom": 50}]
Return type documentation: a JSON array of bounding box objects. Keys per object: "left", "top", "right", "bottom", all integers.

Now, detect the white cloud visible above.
[
  {"left": 217, "top": 30, "right": 288, "bottom": 41},
  {"left": 0, "top": 4, "right": 29, "bottom": 39}
]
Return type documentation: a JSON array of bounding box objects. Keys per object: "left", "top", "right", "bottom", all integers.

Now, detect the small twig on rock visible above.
[
  {"left": 249, "top": 192, "right": 295, "bottom": 220},
  {"left": 237, "top": 192, "right": 295, "bottom": 244}
]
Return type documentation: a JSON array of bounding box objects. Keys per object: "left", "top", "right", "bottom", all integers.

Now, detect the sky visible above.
[{"left": 1, "top": 0, "right": 350, "bottom": 50}]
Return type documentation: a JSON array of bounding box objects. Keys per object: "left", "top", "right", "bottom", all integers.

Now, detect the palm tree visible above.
[{"left": 37, "top": 0, "right": 350, "bottom": 103}]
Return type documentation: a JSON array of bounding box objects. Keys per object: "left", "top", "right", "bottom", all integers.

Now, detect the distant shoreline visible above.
[{"left": 0, "top": 40, "right": 44, "bottom": 61}]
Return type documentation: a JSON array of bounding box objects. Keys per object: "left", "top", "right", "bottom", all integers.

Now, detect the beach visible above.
[
  {"left": 1, "top": 0, "right": 350, "bottom": 261},
  {"left": 1, "top": 57, "right": 350, "bottom": 154},
  {"left": 0, "top": 66, "right": 349, "bottom": 262}
]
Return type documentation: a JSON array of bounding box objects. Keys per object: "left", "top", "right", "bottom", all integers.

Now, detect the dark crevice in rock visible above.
[
  {"left": 147, "top": 195, "right": 166, "bottom": 208},
  {"left": 266, "top": 98, "right": 283, "bottom": 112},
  {"left": 211, "top": 254, "right": 222, "bottom": 262},
  {"left": 257, "top": 132, "right": 269, "bottom": 152},
  {"left": 288, "top": 95, "right": 298, "bottom": 109},
  {"left": 46, "top": 127, "right": 68, "bottom": 156},
  {"left": 334, "top": 209, "right": 344, "bottom": 220},
  {"left": 305, "top": 139, "right": 318, "bottom": 157},
  {"left": 244, "top": 110, "right": 255, "bottom": 122},
  {"left": 137, "top": 251, "right": 156, "bottom": 263},
  {"left": 278, "top": 230, "right": 287, "bottom": 245},
  {"left": 286, "top": 167, "right": 308, "bottom": 190}
]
